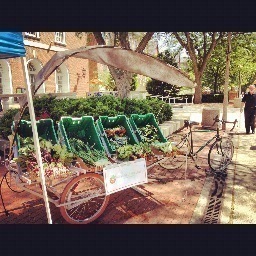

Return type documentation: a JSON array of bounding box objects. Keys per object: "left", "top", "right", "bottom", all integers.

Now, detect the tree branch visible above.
[
  {"left": 173, "top": 32, "right": 187, "bottom": 48},
  {"left": 119, "top": 32, "right": 131, "bottom": 49},
  {"left": 135, "top": 32, "right": 154, "bottom": 53},
  {"left": 184, "top": 32, "right": 199, "bottom": 74},
  {"left": 114, "top": 32, "right": 118, "bottom": 46},
  {"left": 199, "top": 32, "right": 224, "bottom": 73},
  {"left": 203, "top": 32, "right": 207, "bottom": 56},
  {"left": 92, "top": 32, "right": 106, "bottom": 45}
]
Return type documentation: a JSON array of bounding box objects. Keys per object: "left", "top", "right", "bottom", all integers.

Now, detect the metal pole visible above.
[
  {"left": 222, "top": 32, "right": 232, "bottom": 130},
  {"left": 21, "top": 57, "right": 52, "bottom": 224},
  {"left": 238, "top": 69, "right": 241, "bottom": 98}
]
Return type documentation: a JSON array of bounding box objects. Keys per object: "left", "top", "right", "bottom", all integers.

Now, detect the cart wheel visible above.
[
  {"left": 60, "top": 173, "right": 109, "bottom": 224},
  {"left": 159, "top": 134, "right": 190, "bottom": 170},
  {"left": 4, "top": 171, "right": 24, "bottom": 193}
]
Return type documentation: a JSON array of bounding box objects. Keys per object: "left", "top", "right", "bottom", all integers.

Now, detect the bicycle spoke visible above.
[{"left": 208, "top": 138, "right": 233, "bottom": 172}]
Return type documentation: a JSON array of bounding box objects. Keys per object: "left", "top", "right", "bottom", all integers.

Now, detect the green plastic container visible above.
[
  {"left": 129, "top": 113, "right": 167, "bottom": 143},
  {"left": 14, "top": 119, "right": 58, "bottom": 150},
  {"left": 58, "top": 116, "right": 105, "bottom": 152},
  {"left": 95, "top": 115, "right": 139, "bottom": 155}
]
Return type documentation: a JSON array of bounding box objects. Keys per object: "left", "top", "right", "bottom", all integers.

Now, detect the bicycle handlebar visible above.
[
  {"left": 169, "top": 120, "right": 198, "bottom": 135},
  {"left": 212, "top": 115, "right": 238, "bottom": 131}
]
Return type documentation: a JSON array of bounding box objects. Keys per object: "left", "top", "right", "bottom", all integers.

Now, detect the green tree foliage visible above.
[
  {"left": 201, "top": 33, "right": 256, "bottom": 93},
  {"left": 200, "top": 38, "right": 226, "bottom": 93},
  {"left": 146, "top": 50, "right": 180, "bottom": 97}
]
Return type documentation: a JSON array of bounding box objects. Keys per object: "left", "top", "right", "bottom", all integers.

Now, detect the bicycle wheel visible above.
[
  {"left": 159, "top": 134, "right": 190, "bottom": 170},
  {"left": 4, "top": 171, "right": 25, "bottom": 193},
  {"left": 60, "top": 173, "right": 109, "bottom": 224},
  {"left": 208, "top": 138, "right": 234, "bottom": 172}
]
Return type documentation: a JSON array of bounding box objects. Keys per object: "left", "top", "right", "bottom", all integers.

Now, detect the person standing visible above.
[{"left": 240, "top": 84, "right": 256, "bottom": 134}]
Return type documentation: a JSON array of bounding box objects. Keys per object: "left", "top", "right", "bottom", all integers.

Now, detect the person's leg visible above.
[
  {"left": 250, "top": 111, "right": 256, "bottom": 133},
  {"left": 244, "top": 110, "right": 250, "bottom": 134}
]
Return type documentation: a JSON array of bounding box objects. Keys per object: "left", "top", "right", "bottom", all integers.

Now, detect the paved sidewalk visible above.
[
  {"left": 220, "top": 129, "right": 256, "bottom": 224},
  {"left": 180, "top": 103, "right": 256, "bottom": 224}
]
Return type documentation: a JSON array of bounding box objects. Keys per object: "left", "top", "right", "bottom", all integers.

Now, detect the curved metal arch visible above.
[{"left": 34, "top": 45, "right": 196, "bottom": 94}]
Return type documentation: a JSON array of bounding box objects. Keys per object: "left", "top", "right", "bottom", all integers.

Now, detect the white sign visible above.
[{"left": 103, "top": 158, "right": 148, "bottom": 195}]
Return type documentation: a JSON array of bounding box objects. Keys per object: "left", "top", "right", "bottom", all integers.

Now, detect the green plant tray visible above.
[
  {"left": 58, "top": 116, "right": 105, "bottom": 152},
  {"left": 129, "top": 113, "right": 167, "bottom": 143},
  {"left": 95, "top": 115, "right": 139, "bottom": 155},
  {"left": 13, "top": 119, "right": 58, "bottom": 150}
]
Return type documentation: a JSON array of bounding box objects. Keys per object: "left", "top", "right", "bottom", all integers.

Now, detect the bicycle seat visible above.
[{"left": 184, "top": 120, "right": 190, "bottom": 127}]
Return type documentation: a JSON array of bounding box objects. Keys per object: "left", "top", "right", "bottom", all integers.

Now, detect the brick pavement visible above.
[{"left": 0, "top": 127, "right": 216, "bottom": 224}]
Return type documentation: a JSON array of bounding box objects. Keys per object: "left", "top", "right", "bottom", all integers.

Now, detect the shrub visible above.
[
  {"left": 146, "top": 79, "right": 180, "bottom": 97},
  {"left": 144, "top": 97, "right": 172, "bottom": 124},
  {"left": 0, "top": 95, "right": 173, "bottom": 140},
  {"left": 0, "top": 108, "right": 19, "bottom": 139},
  {"left": 202, "top": 94, "right": 224, "bottom": 103}
]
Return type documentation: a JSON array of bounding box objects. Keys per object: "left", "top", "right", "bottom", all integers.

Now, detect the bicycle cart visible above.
[{"left": 3, "top": 118, "right": 110, "bottom": 224}]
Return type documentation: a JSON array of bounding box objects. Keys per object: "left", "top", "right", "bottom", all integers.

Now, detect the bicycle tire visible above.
[
  {"left": 208, "top": 137, "right": 234, "bottom": 172},
  {"left": 60, "top": 173, "right": 109, "bottom": 224},
  {"left": 5, "top": 171, "right": 25, "bottom": 193},
  {"left": 159, "top": 134, "right": 190, "bottom": 170}
]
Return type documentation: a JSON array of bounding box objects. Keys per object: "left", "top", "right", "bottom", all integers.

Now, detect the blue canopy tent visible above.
[
  {"left": 0, "top": 32, "right": 53, "bottom": 224},
  {"left": 0, "top": 32, "right": 26, "bottom": 59}
]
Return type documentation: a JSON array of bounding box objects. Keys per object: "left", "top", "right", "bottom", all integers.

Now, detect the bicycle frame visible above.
[
  {"left": 176, "top": 115, "right": 237, "bottom": 157},
  {"left": 188, "top": 125, "right": 221, "bottom": 156}
]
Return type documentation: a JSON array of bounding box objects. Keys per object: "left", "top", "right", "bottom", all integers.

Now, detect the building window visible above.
[
  {"left": 56, "top": 68, "right": 63, "bottom": 93},
  {"left": 28, "top": 62, "right": 36, "bottom": 87},
  {"left": 55, "top": 32, "right": 66, "bottom": 44},
  {"left": 27, "top": 59, "right": 45, "bottom": 94},
  {"left": 25, "top": 32, "right": 40, "bottom": 38}
]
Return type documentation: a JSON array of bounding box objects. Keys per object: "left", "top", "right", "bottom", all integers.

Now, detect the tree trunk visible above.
[
  {"left": 214, "top": 73, "right": 218, "bottom": 94},
  {"left": 108, "top": 67, "right": 133, "bottom": 98},
  {"left": 222, "top": 32, "right": 232, "bottom": 130},
  {"left": 194, "top": 73, "right": 202, "bottom": 104},
  {"left": 92, "top": 32, "right": 154, "bottom": 99}
]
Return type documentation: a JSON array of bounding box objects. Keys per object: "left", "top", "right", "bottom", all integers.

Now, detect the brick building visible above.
[{"left": 0, "top": 32, "right": 99, "bottom": 106}]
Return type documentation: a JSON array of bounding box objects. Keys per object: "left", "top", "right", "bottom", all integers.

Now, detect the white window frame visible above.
[
  {"left": 25, "top": 32, "right": 40, "bottom": 39},
  {"left": 56, "top": 68, "right": 63, "bottom": 93},
  {"left": 28, "top": 62, "right": 37, "bottom": 91},
  {"left": 54, "top": 32, "right": 66, "bottom": 45}
]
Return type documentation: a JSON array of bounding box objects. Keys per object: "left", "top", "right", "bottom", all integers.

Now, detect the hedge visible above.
[
  {"left": 202, "top": 94, "right": 224, "bottom": 103},
  {"left": 0, "top": 95, "right": 173, "bottom": 140}
]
